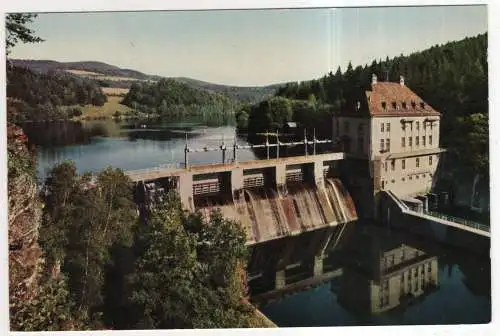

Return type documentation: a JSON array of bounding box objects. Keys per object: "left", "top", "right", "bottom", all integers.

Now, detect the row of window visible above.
[
  {"left": 381, "top": 173, "right": 432, "bottom": 188},
  {"left": 402, "top": 135, "right": 433, "bottom": 148},
  {"left": 383, "top": 156, "right": 435, "bottom": 172},
  {"left": 381, "top": 120, "right": 437, "bottom": 132},
  {"left": 380, "top": 135, "right": 434, "bottom": 152},
  {"left": 340, "top": 120, "right": 437, "bottom": 136},
  {"left": 380, "top": 100, "right": 425, "bottom": 111}
]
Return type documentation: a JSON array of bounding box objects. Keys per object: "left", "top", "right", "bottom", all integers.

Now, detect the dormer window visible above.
[
  {"left": 392, "top": 102, "right": 397, "bottom": 109},
  {"left": 420, "top": 102, "right": 425, "bottom": 109},
  {"left": 411, "top": 101, "right": 416, "bottom": 108},
  {"left": 382, "top": 101, "right": 387, "bottom": 110},
  {"left": 402, "top": 102, "right": 407, "bottom": 109}
]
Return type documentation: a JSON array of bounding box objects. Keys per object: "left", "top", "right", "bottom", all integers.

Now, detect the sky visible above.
[{"left": 10, "top": 5, "right": 487, "bottom": 86}]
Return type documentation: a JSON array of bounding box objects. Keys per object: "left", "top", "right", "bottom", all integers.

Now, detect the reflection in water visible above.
[
  {"left": 249, "top": 221, "right": 491, "bottom": 326},
  {"left": 22, "top": 120, "right": 257, "bottom": 181}
]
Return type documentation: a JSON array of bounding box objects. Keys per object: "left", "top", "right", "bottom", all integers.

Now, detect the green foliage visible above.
[
  {"left": 449, "top": 113, "right": 489, "bottom": 176},
  {"left": 39, "top": 162, "right": 137, "bottom": 325},
  {"left": 10, "top": 275, "right": 87, "bottom": 331},
  {"left": 273, "top": 33, "right": 488, "bottom": 171},
  {"left": 6, "top": 14, "right": 44, "bottom": 55},
  {"left": 127, "top": 192, "right": 253, "bottom": 329},
  {"left": 7, "top": 66, "right": 108, "bottom": 122},
  {"left": 121, "top": 79, "right": 235, "bottom": 124}
]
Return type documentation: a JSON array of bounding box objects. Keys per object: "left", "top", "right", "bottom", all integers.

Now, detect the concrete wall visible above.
[
  {"left": 379, "top": 192, "right": 490, "bottom": 256},
  {"left": 379, "top": 153, "right": 440, "bottom": 198},
  {"left": 333, "top": 116, "right": 370, "bottom": 155}
]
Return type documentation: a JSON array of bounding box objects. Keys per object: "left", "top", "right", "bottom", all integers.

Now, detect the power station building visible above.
[{"left": 333, "top": 74, "right": 445, "bottom": 217}]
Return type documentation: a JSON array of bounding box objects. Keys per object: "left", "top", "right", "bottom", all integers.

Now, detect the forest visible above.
[
  {"left": 7, "top": 65, "right": 107, "bottom": 122},
  {"left": 240, "top": 33, "right": 488, "bottom": 177},
  {"left": 120, "top": 79, "right": 236, "bottom": 124},
  {"left": 7, "top": 14, "right": 271, "bottom": 331}
]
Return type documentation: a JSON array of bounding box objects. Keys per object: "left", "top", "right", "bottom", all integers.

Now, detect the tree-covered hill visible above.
[
  {"left": 275, "top": 33, "right": 487, "bottom": 144},
  {"left": 243, "top": 33, "right": 488, "bottom": 176},
  {"left": 7, "top": 65, "right": 107, "bottom": 122},
  {"left": 10, "top": 59, "right": 156, "bottom": 80},
  {"left": 174, "top": 77, "right": 281, "bottom": 104},
  {"left": 10, "top": 59, "right": 281, "bottom": 104},
  {"left": 120, "top": 78, "right": 236, "bottom": 124}
]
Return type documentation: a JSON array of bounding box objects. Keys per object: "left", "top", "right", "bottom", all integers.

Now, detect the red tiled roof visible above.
[{"left": 366, "top": 82, "right": 440, "bottom": 117}]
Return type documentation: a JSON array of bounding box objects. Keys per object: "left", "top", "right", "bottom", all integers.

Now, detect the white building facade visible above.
[{"left": 333, "top": 74, "right": 445, "bottom": 199}]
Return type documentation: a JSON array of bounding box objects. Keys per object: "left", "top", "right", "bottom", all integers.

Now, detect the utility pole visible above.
[
  {"left": 304, "top": 129, "right": 308, "bottom": 157},
  {"left": 313, "top": 128, "right": 317, "bottom": 155},
  {"left": 276, "top": 130, "right": 280, "bottom": 160},
  {"left": 184, "top": 132, "right": 189, "bottom": 169},
  {"left": 266, "top": 131, "right": 270, "bottom": 160},
  {"left": 233, "top": 134, "right": 237, "bottom": 163}
]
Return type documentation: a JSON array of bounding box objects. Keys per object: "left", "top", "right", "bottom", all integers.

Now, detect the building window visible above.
[
  {"left": 344, "top": 121, "right": 349, "bottom": 133},
  {"left": 416, "top": 175, "right": 419, "bottom": 179},
  {"left": 429, "top": 135, "right": 433, "bottom": 145},
  {"left": 380, "top": 139, "right": 385, "bottom": 152},
  {"left": 385, "top": 161, "right": 388, "bottom": 172},
  {"left": 402, "top": 137, "right": 406, "bottom": 148},
  {"left": 409, "top": 137, "right": 412, "bottom": 147},
  {"left": 402, "top": 102, "right": 407, "bottom": 109},
  {"left": 422, "top": 136, "right": 426, "bottom": 146},
  {"left": 381, "top": 123, "right": 385, "bottom": 132},
  {"left": 416, "top": 157, "right": 420, "bottom": 168},
  {"left": 386, "top": 123, "right": 391, "bottom": 132},
  {"left": 402, "top": 177, "right": 405, "bottom": 181},
  {"left": 392, "top": 102, "right": 397, "bottom": 109},
  {"left": 402, "top": 159, "right": 406, "bottom": 169},
  {"left": 381, "top": 180, "right": 385, "bottom": 189},
  {"left": 391, "top": 160, "right": 395, "bottom": 171},
  {"left": 386, "top": 139, "right": 391, "bottom": 152},
  {"left": 416, "top": 136, "right": 419, "bottom": 146},
  {"left": 382, "top": 101, "right": 387, "bottom": 110},
  {"left": 420, "top": 102, "right": 425, "bottom": 109},
  {"left": 416, "top": 121, "right": 420, "bottom": 130},
  {"left": 429, "top": 156, "right": 433, "bottom": 165}
]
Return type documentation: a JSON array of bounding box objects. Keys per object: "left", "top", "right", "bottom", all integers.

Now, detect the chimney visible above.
[
  {"left": 372, "top": 73, "right": 377, "bottom": 85},
  {"left": 400, "top": 75, "right": 405, "bottom": 86}
]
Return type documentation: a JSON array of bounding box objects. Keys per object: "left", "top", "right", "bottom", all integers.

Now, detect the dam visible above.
[{"left": 126, "top": 152, "right": 358, "bottom": 245}]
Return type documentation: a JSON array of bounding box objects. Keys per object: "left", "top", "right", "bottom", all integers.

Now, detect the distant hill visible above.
[
  {"left": 174, "top": 77, "right": 280, "bottom": 104},
  {"left": 9, "top": 59, "right": 156, "bottom": 80},
  {"left": 9, "top": 59, "right": 281, "bottom": 104}
]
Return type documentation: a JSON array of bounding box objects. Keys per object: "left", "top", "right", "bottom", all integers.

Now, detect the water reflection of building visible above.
[
  {"left": 333, "top": 225, "right": 439, "bottom": 314},
  {"left": 248, "top": 222, "right": 440, "bottom": 313},
  {"left": 248, "top": 226, "right": 346, "bottom": 302}
]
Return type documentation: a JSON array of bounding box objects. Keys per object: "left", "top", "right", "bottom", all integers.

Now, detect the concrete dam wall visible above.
[
  {"left": 129, "top": 153, "right": 357, "bottom": 245},
  {"left": 194, "top": 178, "right": 357, "bottom": 245}
]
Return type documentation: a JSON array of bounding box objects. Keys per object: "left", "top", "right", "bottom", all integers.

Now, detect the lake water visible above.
[
  {"left": 23, "top": 120, "right": 491, "bottom": 327},
  {"left": 248, "top": 221, "right": 491, "bottom": 326},
  {"left": 22, "top": 120, "right": 257, "bottom": 181}
]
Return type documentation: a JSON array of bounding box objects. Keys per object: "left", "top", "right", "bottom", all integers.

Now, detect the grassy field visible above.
[
  {"left": 101, "top": 87, "right": 130, "bottom": 96},
  {"left": 71, "top": 96, "right": 133, "bottom": 120}
]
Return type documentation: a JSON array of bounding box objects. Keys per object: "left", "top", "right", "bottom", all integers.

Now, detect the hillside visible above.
[
  {"left": 121, "top": 78, "right": 234, "bottom": 124},
  {"left": 175, "top": 77, "right": 280, "bottom": 104},
  {"left": 9, "top": 59, "right": 155, "bottom": 80},
  {"left": 10, "top": 59, "right": 280, "bottom": 103}
]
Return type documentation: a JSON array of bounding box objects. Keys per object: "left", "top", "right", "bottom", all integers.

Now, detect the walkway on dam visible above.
[
  {"left": 385, "top": 190, "right": 490, "bottom": 238},
  {"left": 125, "top": 152, "right": 345, "bottom": 182}
]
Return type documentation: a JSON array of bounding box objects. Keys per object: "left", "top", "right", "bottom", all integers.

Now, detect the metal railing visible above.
[
  {"left": 125, "top": 163, "right": 184, "bottom": 176},
  {"left": 422, "top": 210, "right": 490, "bottom": 232}
]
